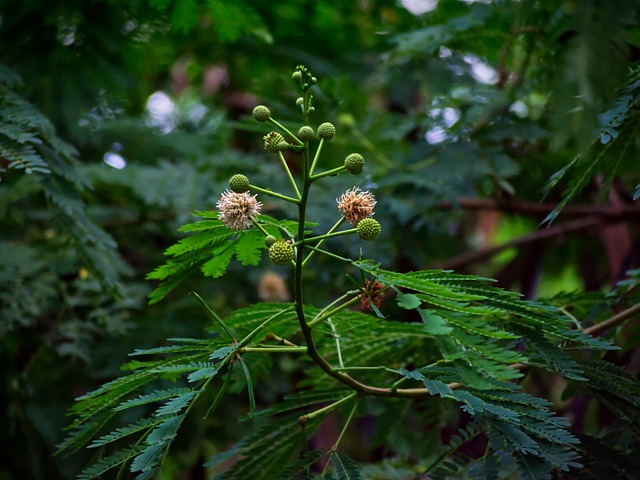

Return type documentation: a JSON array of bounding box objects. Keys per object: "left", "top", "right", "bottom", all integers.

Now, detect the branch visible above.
[
  {"left": 584, "top": 302, "right": 640, "bottom": 336},
  {"left": 435, "top": 217, "right": 601, "bottom": 270},
  {"left": 434, "top": 198, "right": 640, "bottom": 220}
]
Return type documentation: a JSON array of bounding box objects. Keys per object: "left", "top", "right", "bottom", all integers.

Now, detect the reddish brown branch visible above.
[
  {"left": 435, "top": 198, "right": 640, "bottom": 219},
  {"left": 435, "top": 216, "right": 602, "bottom": 270}
]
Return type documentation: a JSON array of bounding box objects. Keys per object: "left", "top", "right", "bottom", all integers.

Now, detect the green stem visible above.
[
  {"left": 308, "top": 138, "right": 324, "bottom": 176},
  {"left": 307, "top": 296, "right": 360, "bottom": 329},
  {"left": 312, "top": 291, "right": 354, "bottom": 323},
  {"left": 241, "top": 346, "right": 307, "bottom": 353},
  {"left": 299, "top": 392, "right": 357, "bottom": 423},
  {"left": 310, "top": 165, "right": 347, "bottom": 181},
  {"left": 390, "top": 376, "right": 408, "bottom": 391},
  {"left": 304, "top": 245, "right": 353, "bottom": 264},
  {"left": 278, "top": 151, "right": 301, "bottom": 199},
  {"left": 302, "top": 217, "right": 346, "bottom": 267},
  {"left": 334, "top": 366, "right": 401, "bottom": 374},
  {"left": 251, "top": 218, "right": 271, "bottom": 237},
  {"left": 190, "top": 292, "right": 235, "bottom": 341},
  {"left": 236, "top": 306, "right": 296, "bottom": 351},
  {"left": 294, "top": 228, "right": 356, "bottom": 246},
  {"left": 321, "top": 399, "right": 360, "bottom": 477},
  {"left": 327, "top": 319, "right": 344, "bottom": 368},
  {"left": 269, "top": 118, "right": 304, "bottom": 146},
  {"left": 250, "top": 184, "right": 300, "bottom": 204}
]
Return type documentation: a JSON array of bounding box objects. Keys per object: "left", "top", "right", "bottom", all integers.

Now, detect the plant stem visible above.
[
  {"left": 295, "top": 228, "right": 357, "bottom": 246},
  {"left": 302, "top": 217, "right": 346, "bottom": 267},
  {"left": 584, "top": 302, "right": 640, "bottom": 336},
  {"left": 321, "top": 399, "right": 360, "bottom": 476},
  {"left": 299, "top": 392, "right": 357, "bottom": 423},
  {"left": 308, "top": 296, "right": 360, "bottom": 328},
  {"left": 278, "top": 151, "right": 301, "bottom": 199},
  {"left": 190, "top": 292, "right": 235, "bottom": 341},
  {"left": 241, "top": 346, "right": 307, "bottom": 353},
  {"left": 304, "top": 244, "right": 353, "bottom": 264},
  {"left": 312, "top": 291, "right": 355, "bottom": 323},
  {"left": 333, "top": 400, "right": 358, "bottom": 449},
  {"left": 333, "top": 366, "right": 401, "bottom": 374},
  {"left": 310, "top": 165, "right": 347, "bottom": 181},
  {"left": 309, "top": 138, "right": 324, "bottom": 176},
  {"left": 269, "top": 118, "right": 304, "bottom": 146},
  {"left": 249, "top": 184, "right": 300, "bottom": 204},
  {"left": 251, "top": 218, "right": 271, "bottom": 237},
  {"left": 327, "top": 319, "right": 344, "bottom": 368}
]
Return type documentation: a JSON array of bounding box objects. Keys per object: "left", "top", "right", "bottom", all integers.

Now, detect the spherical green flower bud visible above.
[
  {"left": 292, "top": 71, "right": 302, "bottom": 83},
  {"left": 296, "top": 97, "right": 304, "bottom": 106},
  {"left": 317, "top": 122, "right": 336, "bottom": 140},
  {"left": 338, "top": 113, "right": 355, "bottom": 128},
  {"left": 356, "top": 218, "right": 381, "bottom": 241},
  {"left": 298, "top": 126, "right": 315, "bottom": 142},
  {"left": 344, "top": 153, "right": 365, "bottom": 175},
  {"left": 269, "top": 240, "right": 294, "bottom": 265},
  {"left": 311, "top": 77, "right": 317, "bottom": 85},
  {"left": 308, "top": 107, "right": 315, "bottom": 113},
  {"left": 265, "top": 235, "right": 277, "bottom": 247},
  {"left": 277, "top": 141, "right": 290, "bottom": 151},
  {"left": 229, "top": 174, "right": 250, "bottom": 193},
  {"left": 252, "top": 105, "right": 271, "bottom": 122},
  {"left": 264, "top": 132, "right": 285, "bottom": 153}
]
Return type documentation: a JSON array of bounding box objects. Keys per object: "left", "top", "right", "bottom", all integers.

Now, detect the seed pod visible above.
[
  {"left": 356, "top": 218, "right": 381, "bottom": 241},
  {"left": 252, "top": 105, "right": 271, "bottom": 122},
  {"left": 229, "top": 174, "right": 250, "bottom": 193},
  {"left": 298, "top": 126, "right": 315, "bottom": 142},
  {"left": 317, "top": 122, "right": 336, "bottom": 140},
  {"left": 265, "top": 235, "right": 277, "bottom": 247},
  {"left": 344, "top": 153, "right": 365, "bottom": 175},
  {"left": 268, "top": 240, "right": 294, "bottom": 265}
]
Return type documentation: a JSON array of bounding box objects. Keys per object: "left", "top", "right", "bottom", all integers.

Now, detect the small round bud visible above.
[
  {"left": 344, "top": 153, "right": 365, "bottom": 175},
  {"left": 303, "top": 83, "right": 309, "bottom": 90},
  {"left": 252, "top": 105, "right": 271, "bottom": 122},
  {"left": 277, "top": 141, "right": 290, "bottom": 151},
  {"left": 338, "top": 113, "right": 355, "bottom": 128},
  {"left": 264, "top": 132, "right": 285, "bottom": 153},
  {"left": 298, "top": 126, "right": 315, "bottom": 142},
  {"left": 265, "top": 235, "right": 277, "bottom": 247},
  {"left": 229, "top": 174, "right": 250, "bottom": 193},
  {"left": 311, "top": 77, "right": 317, "bottom": 84},
  {"left": 317, "top": 122, "right": 336, "bottom": 140},
  {"left": 269, "top": 240, "right": 294, "bottom": 265},
  {"left": 292, "top": 71, "right": 302, "bottom": 83},
  {"left": 296, "top": 97, "right": 304, "bottom": 106},
  {"left": 308, "top": 107, "right": 315, "bottom": 113},
  {"left": 356, "top": 218, "right": 381, "bottom": 241}
]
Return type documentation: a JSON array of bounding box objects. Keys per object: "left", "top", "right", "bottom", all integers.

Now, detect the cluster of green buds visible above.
[{"left": 216, "top": 65, "right": 381, "bottom": 267}]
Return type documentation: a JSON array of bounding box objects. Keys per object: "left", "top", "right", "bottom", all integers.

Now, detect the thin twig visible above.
[
  {"left": 433, "top": 197, "right": 640, "bottom": 219},
  {"left": 435, "top": 217, "right": 601, "bottom": 270}
]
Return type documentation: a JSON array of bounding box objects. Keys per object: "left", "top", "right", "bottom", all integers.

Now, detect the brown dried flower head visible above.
[
  {"left": 216, "top": 190, "right": 262, "bottom": 230},
  {"left": 336, "top": 187, "right": 377, "bottom": 226},
  {"left": 360, "top": 280, "right": 384, "bottom": 311}
]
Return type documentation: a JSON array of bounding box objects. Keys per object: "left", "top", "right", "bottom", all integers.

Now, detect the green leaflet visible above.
[
  {"left": 332, "top": 452, "right": 362, "bottom": 480},
  {"left": 114, "top": 388, "right": 193, "bottom": 411},
  {"left": 234, "top": 227, "right": 263, "bottom": 266},
  {"left": 88, "top": 417, "right": 163, "bottom": 448},
  {"left": 146, "top": 415, "right": 183, "bottom": 445},
  {"left": 146, "top": 214, "right": 307, "bottom": 304},
  {"left": 77, "top": 445, "right": 146, "bottom": 480},
  {"left": 130, "top": 442, "right": 164, "bottom": 473},
  {"left": 219, "top": 416, "right": 325, "bottom": 480}
]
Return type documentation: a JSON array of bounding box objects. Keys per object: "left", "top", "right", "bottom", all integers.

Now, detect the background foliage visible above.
[{"left": 2, "top": 0, "right": 640, "bottom": 478}]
